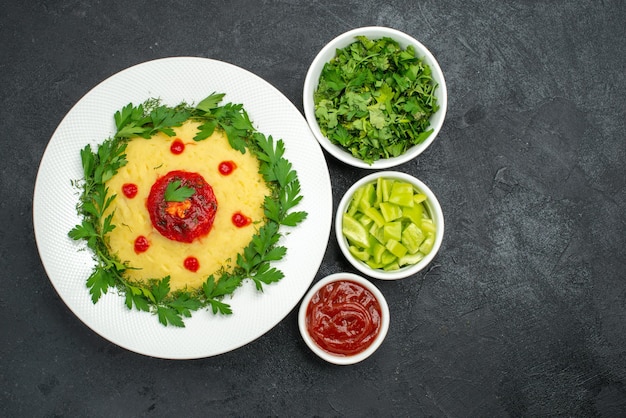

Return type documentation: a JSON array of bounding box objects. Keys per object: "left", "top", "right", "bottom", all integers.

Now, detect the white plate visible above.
[{"left": 33, "top": 57, "right": 333, "bottom": 359}]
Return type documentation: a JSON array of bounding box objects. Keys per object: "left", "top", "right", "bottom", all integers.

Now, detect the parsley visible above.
[
  {"left": 314, "top": 36, "right": 439, "bottom": 164},
  {"left": 69, "top": 93, "right": 307, "bottom": 327},
  {"left": 164, "top": 180, "right": 195, "bottom": 202},
  {"left": 114, "top": 101, "right": 191, "bottom": 139},
  {"left": 193, "top": 95, "right": 254, "bottom": 153},
  {"left": 69, "top": 140, "right": 127, "bottom": 304}
]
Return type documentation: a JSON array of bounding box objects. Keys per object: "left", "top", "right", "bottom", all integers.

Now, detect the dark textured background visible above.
[{"left": 1, "top": 1, "right": 625, "bottom": 416}]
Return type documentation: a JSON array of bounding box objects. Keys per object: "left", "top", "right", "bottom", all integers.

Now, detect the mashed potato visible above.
[{"left": 104, "top": 121, "right": 270, "bottom": 291}]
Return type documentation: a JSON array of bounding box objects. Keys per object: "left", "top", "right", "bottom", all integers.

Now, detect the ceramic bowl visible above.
[
  {"left": 335, "top": 171, "right": 444, "bottom": 280},
  {"left": 303, "top": 26, "right": 447, "bottom": 169},
  {"left": 298, "top": 273, "right": 390, "bottom": 365}
]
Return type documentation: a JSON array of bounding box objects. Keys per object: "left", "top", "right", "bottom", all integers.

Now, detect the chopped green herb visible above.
[{"left": 314, "top": 36, "right": 439, "bottom": 164}]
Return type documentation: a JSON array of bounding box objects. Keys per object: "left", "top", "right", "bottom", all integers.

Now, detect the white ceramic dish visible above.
[
  {"left": 303, "top": 26, "right": 447, "bottom": 169},
  {"left": 335, "top": 171, "right": 444, "bottom": 280},
  {"left": 33, "top": 57, "right": 333, "bottom": 360},
  {"left": 298, "top": 273, "right": 390, "bottom": 365}
]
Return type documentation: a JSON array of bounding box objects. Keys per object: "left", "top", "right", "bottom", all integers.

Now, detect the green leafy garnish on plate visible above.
[
  {"left": 69, "top": 93, "right": 307, "bottom": 327},
  {"left": 314, "top": 36, "right": 439, "bottom": 164}
]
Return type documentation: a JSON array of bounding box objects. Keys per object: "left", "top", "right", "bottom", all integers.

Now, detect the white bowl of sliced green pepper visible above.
[
  {"left": 303, "top": 26, "right": 447, "bottom": 169},
  {"left": 336, "top": 171, "right": 444, "bottom": 280}
]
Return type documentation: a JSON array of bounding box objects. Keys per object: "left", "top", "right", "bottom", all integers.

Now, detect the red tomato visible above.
[{"left": 146, "top": 170, "right": 218, "bottom": 243}]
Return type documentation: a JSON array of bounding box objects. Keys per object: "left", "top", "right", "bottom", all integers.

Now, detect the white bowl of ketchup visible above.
[{"left": 298, "top": 272, "right": 390, "bottom": 365}]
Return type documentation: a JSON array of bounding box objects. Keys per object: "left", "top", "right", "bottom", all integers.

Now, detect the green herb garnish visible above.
[
  {"left": 69, "top": 93, "right": 307, "bottom": 327},
  {"left": 114, "top": 100, "right": 191, "bottom": 139},
  {"left": 164, "top": 180, "right": 195, "bottom": 202},
  {"left": 314, "top": 35, "right": 439, "bottom": 164}
]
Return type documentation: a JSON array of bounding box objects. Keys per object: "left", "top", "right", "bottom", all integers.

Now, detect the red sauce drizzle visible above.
[
  {"left": 122, "top": 183, "right": 138, "bottom": 199},
  {"left": 218, "top": 160, "right": 237, "bottom": 175},
  {"left": 134, "top": 236, "right": 150, "bottom": 254},
  {"left": 232, "top": 212, "right": 252, "bottom": 228},
  {"left": 306, "top": 280, "right": 382, "bottom": 356},
  {"left": 146, "top": 170, "right": 218, "bottom": 243},
  {"left": 184, "top": 256, "right": 200, "bottom": 272},
  {"left": 170, "top": 138, "right": 185, "bottom": 155}
]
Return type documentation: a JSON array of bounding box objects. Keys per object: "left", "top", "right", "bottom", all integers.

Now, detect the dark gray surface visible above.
[{"left": 2, "top": 1, "right": 625, "bottom": 416}]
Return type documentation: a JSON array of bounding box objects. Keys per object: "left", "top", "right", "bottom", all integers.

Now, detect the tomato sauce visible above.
[
  {"left": 218, "top": 160, "right": 237, "bottom": 175},
  {"left": 122, "top": 183, "right": 138, "bottom": 199},
  {"left": 231, "top": 211, "right": 251, "bottom": 228},
  {"left": 147, "top": 170, "right": 218, "bottom": 243},
  {"left": 184, "top": 256, "right": 200, "bottom": 272},
  {"left": 134, "top": 235, "right": 150, "bottom": 253},
  {"left": 170, "top": 138, "right": 185, "bottom": 155},
  {"left": 306, "top": 280, "right": 382, "bottom": 356}
]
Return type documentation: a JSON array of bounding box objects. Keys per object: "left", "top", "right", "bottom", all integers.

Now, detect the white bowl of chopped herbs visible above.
[
  {"left": 335, "top": 171, "right": 444, "bottom": 280},
  {"left": 303, "top": 26, "right": 447, "bottom": 168}
]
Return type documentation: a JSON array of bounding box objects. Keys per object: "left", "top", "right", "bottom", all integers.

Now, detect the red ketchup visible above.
[
  {"left": 232, "top": 212, "right": 251, "bottom": 228},
  {"left": 184, "top": 256, "right": 199, "bottom": 272},
  {"left": 122, "top": 183, "right": 138, "bottom": 199},
  {"left": 146, "top": 170, "right": 218, "bottom": 243},
  {"left": 170, "top": 139, "right": 185, "bottom": 155},
  {"left": 134, "top": 236, "right": 150, "bottom": 254},
  {"left": 306, "top": 280, "right": 382, "bottom": 356},
  {"left": 218, "top": 160, "right": 237, "bottom": 175}
]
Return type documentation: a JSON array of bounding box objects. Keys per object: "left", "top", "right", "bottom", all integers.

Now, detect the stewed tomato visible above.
[{"left": 146, "top": 170, "right": 218, "bottom": 243}]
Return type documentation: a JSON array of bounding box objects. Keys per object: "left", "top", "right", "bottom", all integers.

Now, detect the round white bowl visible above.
[
  {"left": 298, "top": 272, "right": 390, "bottom": 365},
  {"left": 303, "top": 26, "right": 447, "bottom": 169},
  {"left": 335, "top": 171, "right": 444, "bottom": 280}
]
